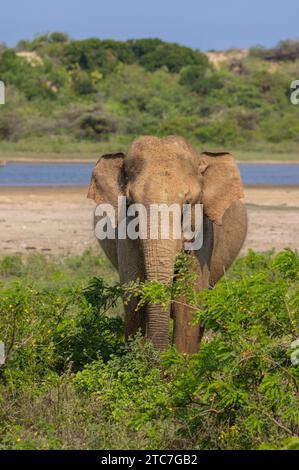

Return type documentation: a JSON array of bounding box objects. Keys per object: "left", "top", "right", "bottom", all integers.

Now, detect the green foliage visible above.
[
  {"left": 250, "top": 40, "right": 299, "bottom": 61},
  {"left": 75, "top": 111, "right": 117, "bottom": 140},
  {"left": 0, "top": 283, "right": 123, "bottom": 382},
  {"left": 1, "top": 249, "right": 298, "bottom": 449},
  {"left": 180, "top": 63, "right": 222, "bottom": 95},
  {"left": 195, "top": 118, "right": 243, "bottom": 145},
  {"left": 271, "top": 249, "right": 299, "bottom": 280},
  {"left": 0, "top": 50, "right": 60, "bottom": 101},
  {"left": 0, "top": 110, "right": 23, "bottom": 140},
  {"left": 71, "top": 70, "right": 94, "bottom": 95},
  {"left": 0, "top": 255, "right": 23, "bottom": 276},
  {"left": 0, "top": 34, "right": 298, "bottom": 148},
  {"left": 75, "top": 336, "right": 169, "bottom": 433},
  {"left": 48, "top": 32, "right": 70, "bottom": 44},
  {"left": 138, "top": 42, "right": 207, "bottom": 73}
]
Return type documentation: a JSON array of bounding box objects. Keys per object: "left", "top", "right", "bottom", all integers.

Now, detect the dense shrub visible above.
[
  {"left": 194, "top": 118, "right": 243, "bottom": 145},
  {"left": 138, "top": 42, "right": 208, "bottom": 73},
  {"left": 0, "top": 50, "right": 60, "bottom": 100},
  {"left": 179, "top": 63, "right": 223, "bottom": 95},
  {"left": 0, "top": 249, "right": 298, "bottom": 449},
  {"left": 62, "top": 39, "right": 118, "bottom": 73},
  {"left": 75, "top": 111, "right": 117, "bottom": 140},
  {"left": 0, "top": 110, "right": 23, "bottom": 140},
  {"left": 48, "top": 32, "right": 70, "bottom": 44},
  {"left": 71, "top": 70, "right": 94, "bottom": 95},
  {"left": 0, "top": 255, "right": 23, "bottom": 276}
]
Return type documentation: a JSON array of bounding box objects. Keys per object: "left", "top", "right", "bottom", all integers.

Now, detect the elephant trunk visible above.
[{"left": 142, "top": 237, "right": 179, "bottom": 351}]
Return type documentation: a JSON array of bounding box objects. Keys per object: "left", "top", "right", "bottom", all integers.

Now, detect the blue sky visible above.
[{"left": 1, "top": 0, "right": 298, "bottom": 50}]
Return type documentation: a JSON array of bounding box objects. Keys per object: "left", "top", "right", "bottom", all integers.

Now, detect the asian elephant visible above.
[{"left": 87, "top": 135, "right": 247, "bottom": 353}]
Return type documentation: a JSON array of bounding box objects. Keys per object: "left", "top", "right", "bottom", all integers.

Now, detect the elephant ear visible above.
[
  {"left": 198, "top": 151, "right": 244, "bottom": 225},
  {"left": 87, "top": 153, "right": 125, "bottom": 211}
]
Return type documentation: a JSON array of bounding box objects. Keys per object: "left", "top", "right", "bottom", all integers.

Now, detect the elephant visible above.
[{"left": 87, "top": 135, "right": 247, "bottom": 353}]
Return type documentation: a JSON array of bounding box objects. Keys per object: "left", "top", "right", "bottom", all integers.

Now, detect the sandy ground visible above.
[{"left": 0, "top": 186, "right": 298, "bottom": 256}]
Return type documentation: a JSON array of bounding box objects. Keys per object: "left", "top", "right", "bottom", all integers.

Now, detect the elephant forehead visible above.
[
  {"left": 132, "top": 175, "right": 196, "bottom": 203},
  {"left": 162, "top": 135, "right": 197, "bottom": 156},
  {"left": 126, "top": 160, "right": 201, "bottom": 202},
  {"left": 126, "top": 150, "right": 197, "bottom": 176},
  {"left": 127, "top": 135, "right": 197, "bottom": 161}
]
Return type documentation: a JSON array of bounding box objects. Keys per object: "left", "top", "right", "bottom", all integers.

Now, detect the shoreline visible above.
[
  {"left": 1, "top": 184, "right": 299, "bottom": 190},
  {"left": 1, "top": 185, "right": 298, "bottom": 208},
  {"left": 1, "top": 159, "right": 298, "bottom": 164}
]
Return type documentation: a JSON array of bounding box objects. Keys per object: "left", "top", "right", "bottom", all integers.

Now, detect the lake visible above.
[{"left": 0, "top": 162, "right": 299, "bottom": 187}]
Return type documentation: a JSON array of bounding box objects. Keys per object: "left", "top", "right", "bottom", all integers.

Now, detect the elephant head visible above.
[{"left": 88, "top": 136, "right": 244, "bottom": 351}]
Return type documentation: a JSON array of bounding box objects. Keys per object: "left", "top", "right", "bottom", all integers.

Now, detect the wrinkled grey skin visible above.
[{"left": 88, "top": 136, "right": 247, "bottom": 352}]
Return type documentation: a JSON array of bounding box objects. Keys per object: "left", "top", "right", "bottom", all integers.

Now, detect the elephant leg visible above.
[
  {"left": 117, "top": 236, "right": 145, "bottom": 340},
  {"left": 172, "top": 300, "right": 203, "bottom": 353},
  {"left": 123, "top": 296, "right": 146, "bottom": 340},
  {"left": 173, "top": 218, "right": 213, "bottom": 353}
]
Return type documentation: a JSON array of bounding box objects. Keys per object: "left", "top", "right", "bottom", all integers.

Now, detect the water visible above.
[
  {"left": 0, "top": 162, "right": 298, "bottom": 187},
  {"left": 239, "top": 163, "right": 299, "bottom": 186},
  {"left": 0, "top": 163, "right": 93, "bottom": 186}
]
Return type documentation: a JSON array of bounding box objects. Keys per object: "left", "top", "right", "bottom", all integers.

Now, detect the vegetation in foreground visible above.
[
  {"left": 0, "top": 249, "right": 298, "bottom": 449},
  {"left": 0, "top": 35, "right": 299, "bottom": 160}
]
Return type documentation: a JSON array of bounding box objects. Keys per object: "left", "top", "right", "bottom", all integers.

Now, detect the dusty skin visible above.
[{"left": 0, "top": 186, "right": 298, "bottom": 256}]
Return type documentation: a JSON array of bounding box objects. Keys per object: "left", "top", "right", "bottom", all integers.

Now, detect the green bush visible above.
[
  {"left": 0, "top": 249, "right": 298, "bottom": 449},
  {"left": 0, "top": 255, "right": 23, "bottom": 276},
  {"left": 71, "top": 70, "right": 94, "bottom": 95},
  {"left": 75, "top": 111, "right": 117, "bottom": 140},
  {"left": 139, "top": 42, "right": 208, "bottom": 73},
  {"left": 0, "top": 50, "right": 58, "bottom": 100},
  {"left": 195, "top": 118, "right": 243, "bottom": 145},
  {"left": 0, "top": 110, "right": 23, "bottom": 140},
  {"left": 180, "top": 64, "right": 222, "bottom": 95}
]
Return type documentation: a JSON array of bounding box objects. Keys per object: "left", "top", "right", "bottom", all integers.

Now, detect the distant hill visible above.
[{"left": 0, "top": 34, "right": 298, "bottom": 150}]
